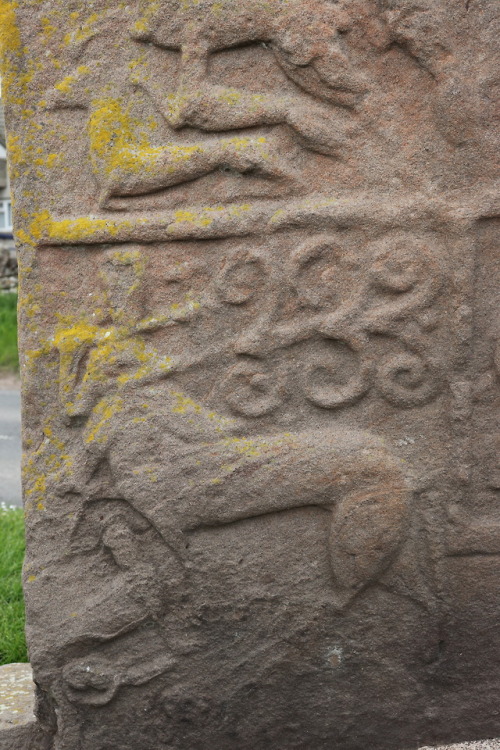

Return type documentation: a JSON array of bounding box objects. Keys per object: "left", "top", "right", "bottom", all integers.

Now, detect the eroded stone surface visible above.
[{"left": 1, "top": 0, "right": 499, "bottom": 748}]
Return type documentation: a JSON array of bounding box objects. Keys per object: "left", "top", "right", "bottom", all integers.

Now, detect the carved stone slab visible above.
[{"left": 2, "top": 1, "right": 499, "bottom": 748}]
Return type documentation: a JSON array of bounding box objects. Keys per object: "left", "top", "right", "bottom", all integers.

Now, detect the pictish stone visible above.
[{"left": 2, "top": 1, "right": 499, "bottom": 748}]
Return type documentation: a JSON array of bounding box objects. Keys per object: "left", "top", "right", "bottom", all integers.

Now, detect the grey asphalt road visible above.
[{"left": 0, "top": 389, "right": 22, "bottom": 508}]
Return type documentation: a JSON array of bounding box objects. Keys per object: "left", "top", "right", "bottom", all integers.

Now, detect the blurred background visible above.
[
  {"left": 0, "top": 72, "right": 27, "bottom": 666},
  {"left": 0, "top": 78, "right": 20, "bottom": 511}
]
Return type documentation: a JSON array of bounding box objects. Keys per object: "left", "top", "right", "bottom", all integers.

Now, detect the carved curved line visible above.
[
  {"left": 375, "top": 348, "right": 442, "bottom": 408},
  {"left": 303, "top": 332, "right": 373, "bottom": 409}
]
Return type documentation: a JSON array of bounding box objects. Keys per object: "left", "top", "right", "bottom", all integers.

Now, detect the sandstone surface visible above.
[{"left": 2, "top": 0, "right": 499, "bottom": 748}]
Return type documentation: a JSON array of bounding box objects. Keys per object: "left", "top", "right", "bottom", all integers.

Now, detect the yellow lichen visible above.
[
  {"left": 23, "top": 418, "right": 74, "bottom": 515},
  {"left": 63, "top": 11, "right": 101, "bottom": 46},
  {"left": 54, "top": 321, "right": 100, "bottom": 354},
  {"left": 133, "top": 0, "right": 160, "bottom": 35},
  {"left": 128, "top": 54, "right": 146, "bottom": 70},
  {"left": 0, "top": 0, "right": 22, "bottom": 105},
  {"left": 84, "top": 396, "right": 124, "bottom": 444},
  {"left": 53, "top": 289, "right": 176, "bottom": 421},
  {"left": 54, "top": 66, "right": 90, "bottom": 94},
  {"left": 6, "top": 133, "right": 24, "bottom": 177},
  {"left": 88, "top": 96, "right": 170, "bottom": 177},
  {"left": 171, "top": 209, "right": 213, "bottom": 228},
  {"left": 218, "top": 89, "right": 241, "bottom": 105},
  {"left": 40, "top": 16, "right": 57, "bottom": 40},
  {"left": 88, "top": 96, "right": 212, "bottom": 183},
  {"left": 55, "top": 75, "right": 76, "bottom": 94},
  {"left": 28, "top": 211, "right": 138, "bottom": 243},
  {"left": 222, "top": 136, "right": 268, "bottom": 151},
  {"left": 34, "top": 153, "right": 59, "bottom": 168},
  {"left": 0, "top": 1, "right": 20, "bottom": 58},
  {"left": 172, "top": 391, "right": 204, "bottom": 415}
]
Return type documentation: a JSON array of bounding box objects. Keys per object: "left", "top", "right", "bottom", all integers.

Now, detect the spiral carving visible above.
[
  {"left": 215, "top": 252, "right": 267, "bottom": 305},
  {"left": 303, "top": 334, "right": 372, "bottom": 409},
  {"left": 221, "top": 360, "right": 287, "bottom": 417},
  {"left": 376, "top": 350, "right": 441, "bottom": 408}
]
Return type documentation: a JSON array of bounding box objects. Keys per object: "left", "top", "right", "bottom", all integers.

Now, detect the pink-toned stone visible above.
[{"left": 2, "top": 0, "right": 499, "bottom": 748}]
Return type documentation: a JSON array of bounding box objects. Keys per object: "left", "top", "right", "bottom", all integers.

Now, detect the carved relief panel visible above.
[{"left": 4, "top": 1, "right": 499, "bottom": 748}]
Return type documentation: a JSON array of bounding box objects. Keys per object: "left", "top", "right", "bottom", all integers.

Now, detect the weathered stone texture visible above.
[
  {"left": 0, "top": 663, "right": 49, "bottom": 750},
  {"left": 2, "top": 0, "right": 499, "bottom": 748}
]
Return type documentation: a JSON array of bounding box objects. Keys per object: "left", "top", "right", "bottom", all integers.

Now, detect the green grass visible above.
[
  {"left": 0, "top": 505, "right": 28, "bottom": 665},
  {"left": 0, "top": 292, "right": 19, "bottom": 373}
]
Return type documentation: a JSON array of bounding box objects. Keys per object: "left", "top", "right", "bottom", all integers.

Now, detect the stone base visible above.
[
  {"left": 1, "top": 662, "right": 499, "bottom": 750},
  {"left": 0, "top": 663, "right": 47, "bottom": 750},
  {"left": 420, "top": 744, "right": 500, "bottom": 750}
]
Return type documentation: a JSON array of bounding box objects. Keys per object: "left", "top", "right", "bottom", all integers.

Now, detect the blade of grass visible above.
[
  {"left": 0, "top": 504, "right": 28, "bottom": 664},
  {"left": 0, "top": 292, "right": 19, "bottom": 373}
]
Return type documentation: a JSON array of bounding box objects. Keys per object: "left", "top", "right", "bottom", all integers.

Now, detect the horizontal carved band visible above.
[{"left": 27, "top": 189, "right": 499, "bottom": 246}]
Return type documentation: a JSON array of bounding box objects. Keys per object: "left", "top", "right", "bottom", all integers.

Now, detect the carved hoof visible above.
[
  {"left": 62, "top": 659, "right": 119, "bottom": 706},
  {"left": 329, "top": 486, "right": 409, "bottom": 605}
]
